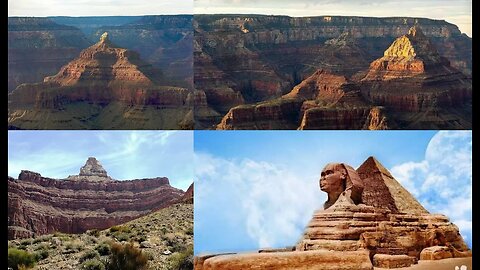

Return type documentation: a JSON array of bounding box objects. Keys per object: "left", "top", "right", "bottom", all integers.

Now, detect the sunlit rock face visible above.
[{"left": 8, "top": 158, "right": 185, "bottom": 239}]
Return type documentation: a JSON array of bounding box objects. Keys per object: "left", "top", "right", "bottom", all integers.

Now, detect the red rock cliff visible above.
[{"left": 8, "top": 158, "right": 185, "bottom": 239}]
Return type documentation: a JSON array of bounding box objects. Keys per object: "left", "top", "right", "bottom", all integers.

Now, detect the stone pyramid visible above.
[{"left": 357, "top": 156, "right": 428, "bottom": 214}]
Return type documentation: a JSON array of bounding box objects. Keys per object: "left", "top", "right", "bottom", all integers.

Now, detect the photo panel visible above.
[
  {"left": 8, "top": 0, "right": 194, "bottom": 130},
  {"left": 8, "top": 130, "right": 194, "bottom": 269},
  {"left": 193, "top": 0, "right": 472, "bottom": 130},
  {"left": 194, "top": 130, "right": 472, "bottom": 269}
]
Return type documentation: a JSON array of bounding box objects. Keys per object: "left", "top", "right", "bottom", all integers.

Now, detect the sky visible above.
[
  {"left": 8, "top": 131, "right": 194, "bottom": 191},
  {"left": 8, "top": 0, "right": 193, "bottom": 16},
  {"left": 194, "top": 0, "right": 472, "bottom": 36},
  {"left": 194, "top": 130, "right": 472, "bottom": 254}
]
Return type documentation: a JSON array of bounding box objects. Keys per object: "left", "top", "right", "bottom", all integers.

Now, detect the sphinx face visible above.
[{"left": 319, "top": 163, "right": 345, "bottom": 195}]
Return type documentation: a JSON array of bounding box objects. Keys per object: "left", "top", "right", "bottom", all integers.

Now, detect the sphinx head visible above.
[{"left": 319, "top": 163, "right": 364, "bottom": 209}]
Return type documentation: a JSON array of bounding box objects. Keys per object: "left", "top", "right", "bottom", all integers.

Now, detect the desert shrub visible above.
[
  {"left": 19, "top": 239, "right": 32, "bottom": 246},
  {"left": 114, "top": 232, "right": 130, "bottom": 242},
  {"left": 87, "top": 229, "right": 100, "bottom": 237},
  {"left": 80, "top": 250, "right": 100, "bottom": 263},
  {"left": 64, "top": 240, "right": 83, "bottom": 254},
  {"left": 109, "top": 226, "right": 131, "bottom": 233},
  {"left": 32, "top": 235, "right": 51, "bottom": 244},
  {"left": 164, "top": 235, "right": 186, "bottom": 253},
  {"left": 34, "top": 249, "right": 49, "bottom": 261},
  {"left": 168, "top": 245, "right": 193, "bottom": 270},
  {"left": 81, "top": 259, "right": 106, "bottom": 270},
  {"left": 95, "top": 242, "right": 111, "bottom": 256},
  {"left": 185, "top": 227, "right": 193, "bottom": 236},
  {"left": 105, "top": 242, "right": 148, "bottom": 270},
  {"left": 8, "top": 248, "right": 36, "bottom": 270}
]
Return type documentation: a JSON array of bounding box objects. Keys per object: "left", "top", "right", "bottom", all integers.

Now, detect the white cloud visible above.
[
  {"left": 8, "top": 131, "right": 193, "bottom": 190},
  {"left": 390, "top": 131, "right": 472, "bottom": 247},
  {"left": 195, "top": 152, "right": 323, "bottom": 249}
]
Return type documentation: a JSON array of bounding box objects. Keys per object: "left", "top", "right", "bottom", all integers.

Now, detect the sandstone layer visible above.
[
  {"left": 215, "top": 26, "right": 471, "bottom": 130},
  {"left": 8, "top": 17, "right": 92, "bottom": 92},
  {"left": 8, "top": 33, "right": 193, "bottom": 130},
  {"left": 8, "top": 158, "right": 186, "bottom": 239},
  {"left": 9, "top": 16, "right": 194, "bottom": 92}
]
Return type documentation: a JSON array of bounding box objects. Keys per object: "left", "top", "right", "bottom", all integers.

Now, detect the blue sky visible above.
[
  {"left": 8, "top": 131, "right": 194, "bottom": 191},
  {"left": 194, "top": 130, "right": 472, "bottom": 254},
  {"left": 8, "top": 0, "right": 193, "bottom": 16},
  {"left": 194, "top": 0, "right": 472, "bottom": 37}
]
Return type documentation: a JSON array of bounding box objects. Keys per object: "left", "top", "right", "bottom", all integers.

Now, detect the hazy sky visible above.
[
  {"left": 8, "top": 0, "right": 193, "bottom": 16},
  {"left": 195, "top": 0, "right": 472, "bottom": 36},
  {"left": 8, "top": 131, "right": 194, "bottom": 191},
  {"left": 194, "top": 130, "right": 472, "bottom": 254}
]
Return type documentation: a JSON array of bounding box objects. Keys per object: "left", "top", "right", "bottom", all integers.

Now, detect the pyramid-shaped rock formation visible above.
[
  {"left": 363, "top": 26, "right": 450, "bottom": 80},
  {"left": 43, "top": 32, "right": 159, "bottom": 87},
  {"left": 359, "top": 26, "right": 472, "bottom": 126},
  {"left": 196, "top": 156, "right": 471, "bottom": 270},
  {"left": 214, "top": 26, "right": 471, "bottom": 130},
  {"left": 8, "top": 158, "right": 186, "bottom": 239},
  {"left": 66, "top": 157, "right": 112, "bottom": 182},
  {"left": 8, "top": 32, "right": 193, "bottom": 129}
]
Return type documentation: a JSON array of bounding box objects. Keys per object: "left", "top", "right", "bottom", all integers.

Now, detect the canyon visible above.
[
  {"left": 194, "top": 15, "right": 471, "bottom": 129},
  {"left": 8, "top": 31, "right": 194, "bottom": 130},
  {"left": 8, "top": 157, "right": 189, "bottom": 239}
]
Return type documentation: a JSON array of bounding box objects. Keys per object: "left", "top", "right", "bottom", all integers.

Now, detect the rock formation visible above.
[
  {"left": 215, "top": 26, "right": 471, "bottom": 130},
  {"left": 8, "top": 32, "right": 193, "bottom": 130},
  {"left": 182, "top": 183, "right": 194, "bottom": 204},
  {"left": 8, "top": 16, "right": 194, "bottom": 92},
  {"left": 359, "top": 26, "right": 472, "bottom": 129},
  {"left": 8, "top": 17, "right": 92, "bottom": 92},
  {"left": 195, "top": 156, "right": 471, "bottom": 269},
  {"left": 8, "top": 158, "right": 185, "bottom": 239}
]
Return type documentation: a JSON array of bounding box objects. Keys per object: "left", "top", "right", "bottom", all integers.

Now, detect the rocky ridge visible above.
[
  {"left": 8, "top": 17, "right": 92, "bottom": 92},
  {"left": 8, "top": 158, "right": 187, "bottom": 239},
  {"left": 215, "top": 26, "right": 470, "bottom": 130}
]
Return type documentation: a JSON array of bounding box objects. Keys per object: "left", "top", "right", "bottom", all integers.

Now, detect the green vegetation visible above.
[
  {"left": 105, "top": 242, "right": 148, "bottom": 270},
  {"left": 168, "top": 245, "right": 193, "bottom": 270},
  {"left": 95, "top": 242, "right": 111, "bottom": 256},
  {"left": 80, "top": 250, "right": 100, "bottom": 263},
  {"left": 8, "top": 248, "right": 36, "bottom": 270},
  {"left": 81, "top": 259, "right": 106, "bottom": 270}
]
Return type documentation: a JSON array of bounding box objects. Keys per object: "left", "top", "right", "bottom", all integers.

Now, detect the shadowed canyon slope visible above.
[
  {"left": 193, "top": 15, "right": 471, "bottom": 129},
  {"left": 8, "top": 157, "right": 189, "bottom": 239},
  {"left": 195, "top": 157, "right": 471, "bottom": 270},
  {"left": 8, "top": 32, "right": 194, "bottom": 130},
  {"left": 8, "top": 16, "right": 193, "bottom": 92}
]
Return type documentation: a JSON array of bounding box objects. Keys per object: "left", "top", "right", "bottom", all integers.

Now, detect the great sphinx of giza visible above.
[{"left": 195, "top": 156, "right": 471, "bottom": 270}]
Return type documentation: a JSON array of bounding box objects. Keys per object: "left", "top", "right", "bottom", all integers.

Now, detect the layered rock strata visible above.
[
  {"left": 8, "top": 33, "right": 192, "bottom": 129},
  {"left": 8, "top": 17, "right": 92, "bottom": 92},
  {"left": 195, "top": 156, "right": 471, "bottom": 269},
  {"left": 8, "top": 158, "right": 185, "bottom": 239},
  {"left": 216, "top": 26, "right": 470, "bottom": 130},
  {"left": 195, "top": 15, "right": 471, "bottom": 128}
]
